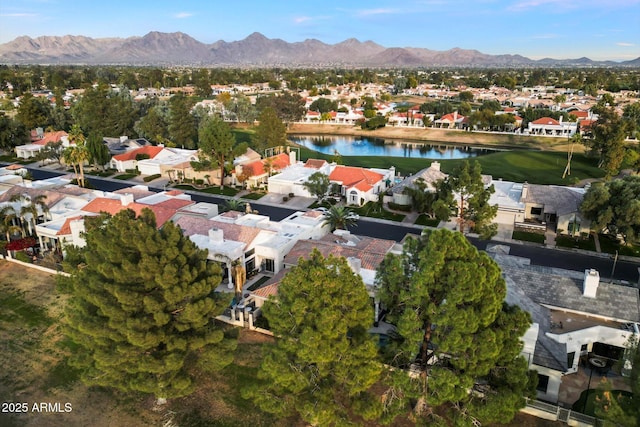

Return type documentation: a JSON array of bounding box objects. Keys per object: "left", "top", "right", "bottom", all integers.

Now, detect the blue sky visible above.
[{"left": 1, "top": 0, "right": 639, "bottom": 61}]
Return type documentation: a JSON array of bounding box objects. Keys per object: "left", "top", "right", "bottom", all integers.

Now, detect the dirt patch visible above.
[{"left": 0, "top": 260, "right": 163, "bottom": 427}]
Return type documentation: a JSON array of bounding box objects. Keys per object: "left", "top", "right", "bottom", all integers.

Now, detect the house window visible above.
[
  {"left": 537, "top": 374, "right": 549, "bottom": 393},
  {"left": 264, "top": 258, "right": 275, "bottom": 273},
  {"left": 568, "top": 221, "right": 580, "bottom": 234},
  {"left": 245, "top": 248, "right": 255, "bottom": 258},
  {"left": 567, "top": 352, "right": 576, "bottom": 369},
  {"left": 349, "top": 190, "right": 358, "bottom": 204},
  {"left": 530, "top": 207, "right": 543, "bottom": 216}
]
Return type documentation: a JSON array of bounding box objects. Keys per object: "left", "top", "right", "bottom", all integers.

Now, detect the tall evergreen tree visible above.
[
  {"left": 86, "top": 132, "right": 111, "bottom": 170},
  {"left": 584, "top": 106, "right": 628, "bottom": 178},
  {"left": 243, "top": 250, "right": 382, "bottom": 425},
  {"left": 198, "top": 116, "right": 245, "bottom": 189},
  {"left": 59, "top": 209, "right": 235, "bottom": 402},
  {"left": 252, "top": 107, "right": 287, "bottom": 154},
  {"left": 168, "top": 93, "right": 197, "bottom": 149},
  {"left": 16, "top": 92, "right": 52, "bottom": 130},
  {"left": 442, "top": 160, "right": 498, "bottom": 239},
  {"left": 376, "top": 229, "right": 535, "bottom": 425}
]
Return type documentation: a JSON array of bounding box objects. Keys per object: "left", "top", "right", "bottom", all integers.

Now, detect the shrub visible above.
[
  {"left": 388, "top": 202, "right": 412, "bottom": 212},
  {"left": 195, "top": 179, "right": 204, "bottom": 186},
  {"left": 288, "top": 193, "right": 294, "bottom": 198},
  {"left": 143, "top": 174, "right": 161, "bottom": 182},
  {"left": 283, "top": 196, "right": 289, "bottom": 202},
  {"left": 135, "top": 153, "right": 150, "bottom": 161},
  {"left": 14, "top": 251, "right": 33, "bottom": 263}
]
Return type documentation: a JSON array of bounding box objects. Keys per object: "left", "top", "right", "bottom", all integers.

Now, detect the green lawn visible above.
[
  {"left": 352, "top": 202, "right": 406, "bottom": 222},
  {"left": 556, "top": 234, "right": 597, "bottom": 251},
  {"left": 598, "top": 235, "right": 640, "bottom": 257},
  {"left": 415, "top": 214, "right": 440, "bottom": 227},
  {"left": 296, "top": 145, "right": 604, "bottom": 185},
  {"left": 113, "top": 173, "right": 138, "bottom": 180},
  {"left": 174, "top": 184, "right": 239, "bottom": 196},
  {"left": 512, "top": 230, "right": 545, "bottom": 244},
  {"left": 242, "top": 192, "right": 266, "bottom": 200}
]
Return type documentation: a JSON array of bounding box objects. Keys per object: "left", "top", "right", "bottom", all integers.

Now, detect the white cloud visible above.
[
  {"left": 616, "top": 42, "right": 635, "bottom": 46},
  {"left": 294, "top": 16, "right": 311, "bottom": 24},
  {"left": 357, "top": 8, "right": 400, "bottom": 16},
  {"left": 174, "top": 12, "right": 193, "bottom": 19},
  {"left": 0, "top": 13, "right": 38, "bottom": 17}
]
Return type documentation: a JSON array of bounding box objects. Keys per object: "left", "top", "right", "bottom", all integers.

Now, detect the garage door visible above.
[{"left": 494, "top": 211, "right": 516, "bottom": 225}]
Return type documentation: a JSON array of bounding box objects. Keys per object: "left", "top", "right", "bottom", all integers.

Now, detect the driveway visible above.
[{"left": 259, "top": 193, "right": 314, "bottom": 209}]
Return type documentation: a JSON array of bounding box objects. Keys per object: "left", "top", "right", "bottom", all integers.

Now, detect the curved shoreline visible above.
[{"left": 287, "top": 123, "right": 585, "bottom": 153}]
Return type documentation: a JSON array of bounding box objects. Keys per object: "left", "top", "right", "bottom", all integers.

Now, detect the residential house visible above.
[
  {"left": 236, "top": 152, "right": 293, "bottom": 189},
  {"left": 433, "top": 112, "right": 465, "bottom": 129},
  {"left": 391, "top": 161, "right": 446, "bottom": 206},
  {"left": 329, "top": 165, "right": 394, "bottom": 206},
  {"left": 174, "top": 208, "right": 328, "bottom": 288},
  {"left": 15, "top": 130, "right": 69, "bottom": 159},
  {"left": 527, "top": 117, "right": 577, "bottom": 137},
  {"left": 282, "top": 229, "right": 398, "bottom": 322},
  {"left": 267, "top": 158, "right": 332, "bottom": 197},
  {"left": 495, "top": 253, "right": 640, "bottom": 404},
  {"left": 110, "top": 145, "right": 165, "bottom": 172},
  {"left": 103, "top": 136, "right": 152, "bottom": 157},
  {"left": 520, "top": 183, "right": 590, "bottom": 235}
]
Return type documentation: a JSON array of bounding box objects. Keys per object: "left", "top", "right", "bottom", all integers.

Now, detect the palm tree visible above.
[
  {"left": 9, "top": 193, "right": 49, "bottom": 236},
  {"left": 223, "top": 199, "right": 246, "bottom": 213},
  {"left": 0, "top": 205, "right": 23, "bottom": 241},
  {"left": 67, "top": 125, "right": 89, "bottom": 187},
  {"left": 321, "top": 205, "right": 359, "bottom": 231}
]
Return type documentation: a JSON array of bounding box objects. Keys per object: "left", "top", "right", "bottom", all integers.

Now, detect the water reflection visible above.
[{"left": 290, "top": 135, "right": 496, "bottom": 159}]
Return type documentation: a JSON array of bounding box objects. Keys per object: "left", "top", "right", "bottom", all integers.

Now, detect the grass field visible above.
[{"left": 294, "top": 146, "right": 604, "bottom": 185}]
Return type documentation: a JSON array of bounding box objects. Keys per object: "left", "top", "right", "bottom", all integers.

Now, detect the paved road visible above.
[{"left": 21, "top": 166, "right": 640, "bottom": 284}]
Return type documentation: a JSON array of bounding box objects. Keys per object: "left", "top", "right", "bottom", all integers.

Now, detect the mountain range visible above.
[{"left": 1, "top": 31, "right": 638, "bottom": 67}]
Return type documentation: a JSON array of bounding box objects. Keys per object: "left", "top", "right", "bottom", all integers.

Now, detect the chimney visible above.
[
  {"left": 289, "top": 150, "right": 296, "bottom": 165},
  {"left": 521, "top": 182, "right": 528, "bottom": 200},
  {"left": 347, "top": 257, "right": 361, "bottom": 274},
  {"left": 120, "top": 135, "right": 128, "bottom": 143},
  {"left": 208, "top": 228, "right": 223, "bottom": 242},
  {"left": 453, "top": 111, "right": 458, "bottom": 122},
  {"left": 120, "top": 193, "right": 134, "bottom": 206},
  {"left": 583, "top": 269, "right": 599, "bottom": 298},
  {"left": 431, "top": 161, "right": 441, "bottom": 171}
]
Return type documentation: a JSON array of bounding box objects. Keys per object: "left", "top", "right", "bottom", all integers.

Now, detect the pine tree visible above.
[
  {"left": 59, "top": 209, "right": 235, "bottom": 402},
  {"left": 443, "top": 160, "right": 498, "bottom": 239},
  {"left": 252, "top": 107, "right": 287, "bottom": 154},
  {"left": 376, "top": 229, "right": 535, "bottom": 425},
  {"left": 243, "top": 249, "right": 382, "bottom": 426},
  {"left": 168, "top": 93, "right": 197, "bottom": 149},
  {"left": 198, "top": 116, "right": 244, "bottom": 189}
]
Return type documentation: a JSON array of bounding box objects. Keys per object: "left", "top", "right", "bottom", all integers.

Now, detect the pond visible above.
[{"left": 290, "top": 135, "right": 499, "bottom": 159}]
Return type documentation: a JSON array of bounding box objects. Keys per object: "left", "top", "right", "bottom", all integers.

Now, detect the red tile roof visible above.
[
  {"left": 304, "top": 159, "right": 327, "bottom": 169},
  {"left": 242, "top": 153, "right": 290, "bottom": 178},
  {"left": 150, "top": 198, "right": 194, "bottom": 210},
  {"left": 252, "top": 282, "right": 280, "bottom": 298},
  {"left": 329, "top": 165, "right": 384, "bottom": 192},
  {"left": 531, "top": 117, "right": 560, "bottom": 126},
  {"left": 174, "top": 215, "right": 261, "bottom": 245},
  {"left": 112, "top": 145, "right": 164, "bottom": 162},
  {"left": 5, "top": 164, "right": 24, "bottom": 170},
  {"left": 57, "top": 215, "right": 84, "bottom": 236},
  {"left": 569, "top": 110, "right": 589, "bottom": 119},
  {"left": 81, "top": 197, "right": 176, "bottom": 227},
  {"left": 285, "top": 234, "right": 395, "bottom": 271},
  {"left": 33, "top": 131, "right": 68, "bottom": 146}
]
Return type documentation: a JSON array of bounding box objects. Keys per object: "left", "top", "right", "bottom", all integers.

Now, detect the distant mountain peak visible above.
[{"left": 0, "top": 31, "right": 632, "bottom": 67}]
